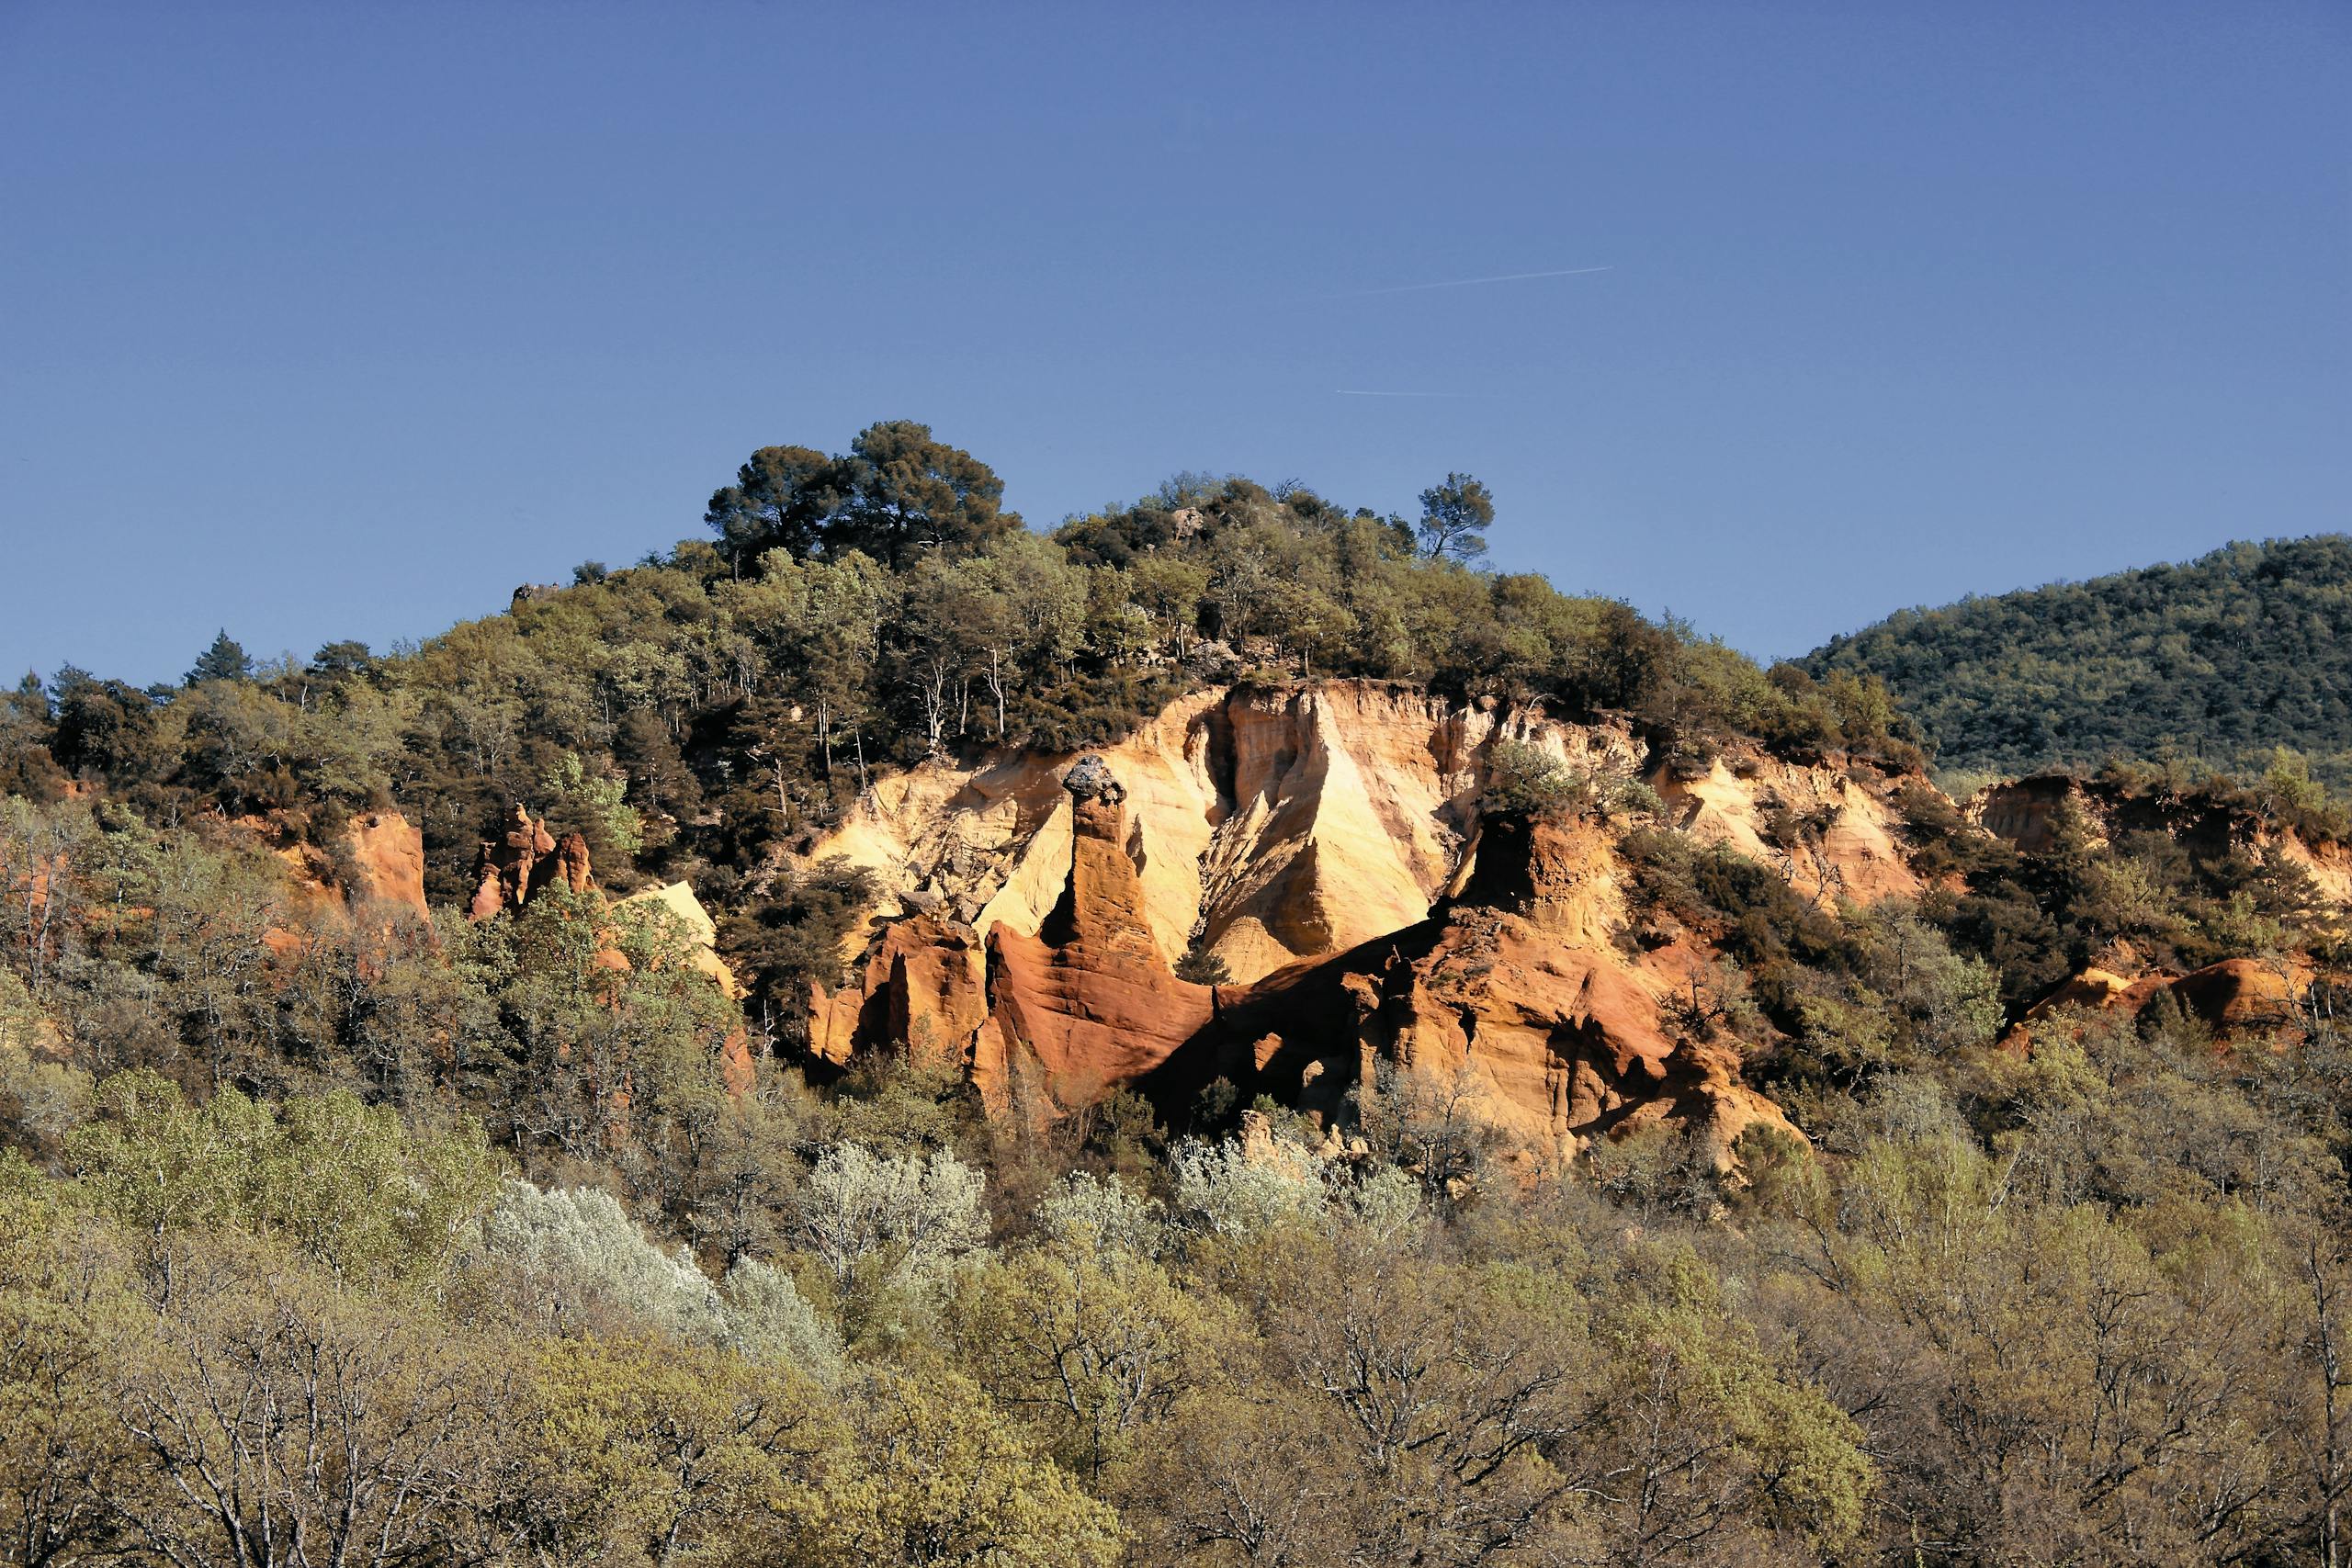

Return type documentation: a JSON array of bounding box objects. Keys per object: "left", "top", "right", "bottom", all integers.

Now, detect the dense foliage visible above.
[
  {"left": 0, "top": 423, "right": 1918, "bottom": 1030},
  {"left": 1804, "top": 535, "right": 2352, "bottom": 789},
  {"left": 7, "top": 721, "right": 2352, "bottom": 1563},
  {"left": 7, "top": 427, "right": 2352, "bottom": 1563},
  {"left": 7, "top": 968, "right": 2352, "bottom": 1564}
]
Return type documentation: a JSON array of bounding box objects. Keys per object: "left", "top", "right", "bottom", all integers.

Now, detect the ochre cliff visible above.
[
  {"left": 809, "top": 682, "right": 1544, "bottom": 983},
  {"left": 801, "top": 681, "right": 1920, "bottom": 987},
  {"left": 242, "top": 808, "right": 432, "bottom": 928},
  {"left": 1175, "top": 812, "right": 1800, "bottom": 1162},
  {"left": 469, "top": 805, "right": 592, "bottom": 920},
  {"left": 813, "top": 758, "right": 1216, "bottom": 1115},
  {"left": 804, "top": 681, "right": 1921, "bottom": 1163},
  {"left": 1659, "top": 755, "right": 1922, "bottom": 905}
]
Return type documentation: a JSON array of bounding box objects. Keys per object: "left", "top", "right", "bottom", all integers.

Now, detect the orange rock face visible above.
[
  {"left": 811, "top": 768, "right": 1216, "bottom": 1116},
  {"left": 800, "top": 681, "right": 1658, "bottom": 987},
  {"left": 811, "top": 756, "right": 1794, "bottom": 1166},
  {"left": 469, "top": 806, "right": 592, "bottom": 921},
  {"left": 234, "top": 807, "right": 429, "bottom": 940},
  {"left": 975, "top": 789, "right": 1216, "bottom": 1114},
  {"left": 1181, "top": 815, "right": 1796, "bottom": 1166},
  {"left": 810, "top": 915, "right": 990, "bottom": 1066},
  {"left": 342, "top": 811, "right": 428, "bottom": 921}
]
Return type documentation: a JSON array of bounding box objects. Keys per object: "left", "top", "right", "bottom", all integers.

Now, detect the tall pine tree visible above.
[{"left": 186, "top": 629, "right": 251, "bottom": 685}]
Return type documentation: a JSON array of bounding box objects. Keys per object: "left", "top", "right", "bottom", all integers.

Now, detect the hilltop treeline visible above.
[
  {"left": 3, "top": 422, "right": 1919, "bottom": 908},
  {"left": 9, "top": 427, "right": 2352, "bottom": 1563},
  {"left": 1804, "top": 535, "right": 2352, "bottom": 789}
]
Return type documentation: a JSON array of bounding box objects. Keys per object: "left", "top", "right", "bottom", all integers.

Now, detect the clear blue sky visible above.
[{"left": 3, "top": 1, "right": 2345, "bottom": 686}]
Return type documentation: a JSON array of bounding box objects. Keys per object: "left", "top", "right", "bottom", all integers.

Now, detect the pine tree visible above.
[
  {"left": 186, "top": 629, "right": 251, "bottom": 686},
  {"left": 1416, "top": 473, "right": 1495, "bottom": 562}
]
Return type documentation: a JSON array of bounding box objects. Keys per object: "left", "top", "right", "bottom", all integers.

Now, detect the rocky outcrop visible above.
[
  {"left": 237, "top": 808, "right": 430, "bottom": 928},
  {"left": 813, "top": 762, "right": 1216, "bottom": 1116},
  {"left": 342, "top": 811, "right": 429, "bottom": 921},
  {"left": 1170, "top": 814, "right": 1798, "bottom": 1166},
  {"left": 1971, "top": 774, "right": 2352, "bottom": 908},
  {"left": 974, "top": 782, "right": 1216, "bottom": 1114},
  {"left": 797, "top": 683, "right": 1949, "bottom": 1165},
  {"left": 2012, "top": 955, "right": 2309, "bottom": 1048},
  {"left": 810, "top": 915, "right": 990, "bottom": 1067},
  {"left": 1659, "top": 749, "right": 1923, "bottom": 905},
  {"left": 798, "top": 681, "right": 1840, "bottom": 987},
  {"left": 469, "top": 806, "right": 592, "bottom": 921},
  {"left": 812, "top": 746, "right": 1804, "bottom": 1167},
  {"left": 1970, "top": 774, "right": 2352, "bottom": 942}
]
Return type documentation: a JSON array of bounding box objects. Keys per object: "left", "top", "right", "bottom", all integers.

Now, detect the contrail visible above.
[
  {"left": 1337, "top": 265, "right": 1611, "bottom": 298},
  {"left": 1335, "top": 389, "right": 1477, "bottom": 399}
]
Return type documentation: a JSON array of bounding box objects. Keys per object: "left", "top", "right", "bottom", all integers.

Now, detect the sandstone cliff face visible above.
[
  {"left": 1965, "top": 773, "right": 2346, "bottom": 1053},
  {"left": 808, "top": 681, "right": 1676, "bottom": 986},
  {"left": 976, "top": 782, "right": 1218, "bottom": 1115},
  {"left": 812, "top": 766, "right": 1215, "bottom": 1116},
  {"left": 243, "top": 808, "right": 431, "bottom": 926},
  {"left": 343, "top": 811, "right": 429, "bottom": 920},
  {"left": 469, "top": 806, "right": 592, "bottom": 921},
  {"left": 801, "top": 685, "right": 1918, "bottom": 1163},
  {"left": 1659, "top": 752, "right": 1922, "bottom": 905},
  {"left": 1185, "top": 814, "right": 1800, "bottom": 1164}
]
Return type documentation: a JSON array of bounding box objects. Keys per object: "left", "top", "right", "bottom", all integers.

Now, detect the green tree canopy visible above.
[
  {"left": 1804, "top": 535, "right": 2352, "bottom": 787},
  {"left": 707, "top": 422, "right": 1016, "bottom": 571},
  {"left": 1416, "top": 472, "right": 1495, "bottom": 562},
  {"left": 184, "top": 629, "right": 251, "bottom": 686}
]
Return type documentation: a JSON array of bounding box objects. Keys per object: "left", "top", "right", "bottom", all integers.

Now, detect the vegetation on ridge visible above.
[
  {"left": 1804, "top": 534, "right": 2352, "bottom": 791},
  {"left": 2, "top": 420, "right": 1920, "bottom": 1023},
  {"left": 5, "top": 425, "right": 2352, "bottom": 1563}
]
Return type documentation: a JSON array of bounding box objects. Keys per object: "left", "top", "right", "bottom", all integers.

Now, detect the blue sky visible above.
[{"left": 3, "top": 1, "right": 2345, "bottom": 685}]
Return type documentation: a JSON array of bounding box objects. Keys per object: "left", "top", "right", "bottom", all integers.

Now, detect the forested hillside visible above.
[
  {"left": 1, "top": 422, "right": 1921, "bottom": 1033},
  {"left": 6, "top": 425, "right": 2352, "bottom": 1564},
  {"left": 1804, "top": 536, "right": 2352, "bottom": 787}
]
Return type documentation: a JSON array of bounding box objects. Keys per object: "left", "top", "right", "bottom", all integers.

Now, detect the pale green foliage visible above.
[
  {"left": 296, "top": 680, "right": 411, "bottom": 802},
  {"left": 1170, "top": 1134, "right": 1328, "bottom": 1238},
  {"left": 1589, "top": 1247, "right": 1878, "bottom": 1557},
  {"left": 719, "top": 1256, "right": 845, "bottom": 1382},
  {"left": 720, "top": 547, "right": 889, "bottom": 728},
  {"left": 69, "top": 1071, "right": 501, "bottom": 1285},
  {"left": 1035, "top": 1170, "right": 1166, "bottom": 1258},
  {"left": 1608, "top": 774, "right": 1667, "bottom": 818},
  {"left": 0, "top": 1043, "right": 88, "bottom": 1156},
  {"left": 794, "top": 1143, "right": 988, "bottom": 1291},
  {"left": 1334, "top": 1163, "right": 1429, "bottom": 1245},
  {"left": 949, "top": 1238, "right": 1233, "bottom": 1483},
  {"left": 821, "top": 1368, "right": 1125, "bottom": 1567},
  {"left": 476, "top": 1179, "right": 721, "bottom": 1337},
  {"left": 2264, "top": 746, "right": 2329, "bottom": 818},
  {"left": 1795, "top": 906, "right": 2007, "bottom": 1090},
  {"left": 542, "top": 749, "right": 642, "bottom": 856}
]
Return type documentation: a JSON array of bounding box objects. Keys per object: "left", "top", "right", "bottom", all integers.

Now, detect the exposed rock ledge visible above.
[
  {"left": 799, "top": 679, "right": 1921, "bottom": 988},
  {"left": 802, "top": 682, "right": 1929, "bottom": 1165}
]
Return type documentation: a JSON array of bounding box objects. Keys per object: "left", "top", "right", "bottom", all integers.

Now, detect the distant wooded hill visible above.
[{"left": 1804, "top": 536, "right": 2352, "bottom": 785}]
